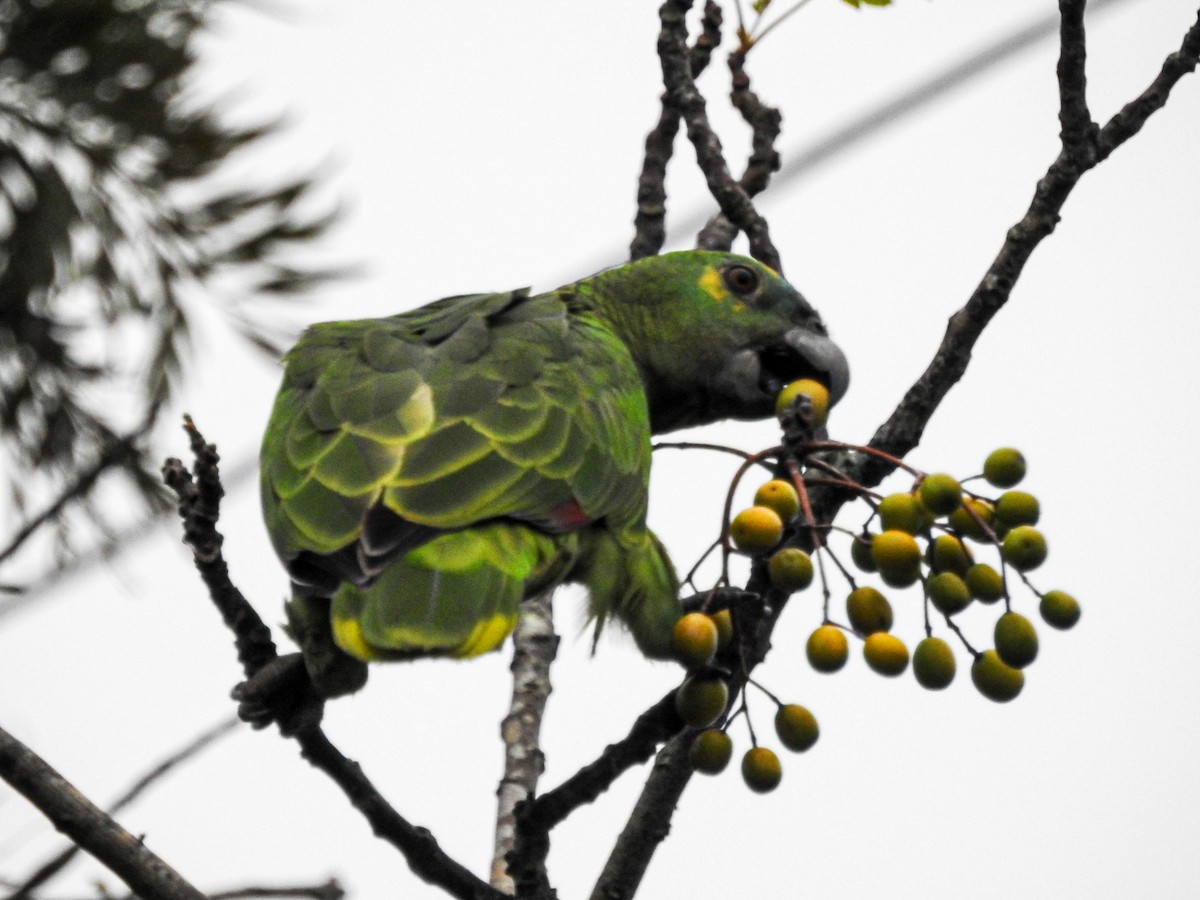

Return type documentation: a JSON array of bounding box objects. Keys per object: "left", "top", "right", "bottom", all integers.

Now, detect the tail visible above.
[{"left": 577, "top": 528, "right": 682, "bottom": 659}]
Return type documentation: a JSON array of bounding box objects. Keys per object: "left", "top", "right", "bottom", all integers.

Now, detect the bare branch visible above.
[
  {"left": 492, "top": 592, "right": 558, "bottom": 894},
  {"left": 7, "top": 717, "right": 240, "bottom": 900},
  {"left": 630, "top": 1, "right": 723, "bottom": 261},
  {"left": 1056, "top": 0, "right": 1097, "bottom": 159},
  {"left": 657, "top": 0, "right": 781, "bottom": 271},
  {"left": 0, "top": 724, "right": 207, "bottom": 900},
  {"left": 164, "top": 419, "right": 505, "bottom": 900}
]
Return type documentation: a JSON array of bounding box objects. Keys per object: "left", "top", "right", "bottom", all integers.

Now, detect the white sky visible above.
[{"left": 3, "top": 2, "right": 1200, "bottom": 898}]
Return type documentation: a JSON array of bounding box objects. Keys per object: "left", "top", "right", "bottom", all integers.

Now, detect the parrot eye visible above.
[{"left": 723, "top": 265, "right": 760, "bottom": 296}]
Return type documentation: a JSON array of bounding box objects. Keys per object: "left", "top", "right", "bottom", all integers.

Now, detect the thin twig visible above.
[{"left": 0, "top": 725, "right": 207, "bottom": 900}]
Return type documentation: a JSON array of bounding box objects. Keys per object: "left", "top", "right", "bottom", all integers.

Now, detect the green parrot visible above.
[{"left": 257, "top": 250, "right": 848, "bottom": 703}]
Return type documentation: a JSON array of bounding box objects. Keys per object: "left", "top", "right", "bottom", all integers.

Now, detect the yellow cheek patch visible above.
[{"left": 698, "top": 266, "right": 730, "bottom": 303}]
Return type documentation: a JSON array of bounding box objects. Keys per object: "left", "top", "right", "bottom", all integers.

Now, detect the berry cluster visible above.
[{"left": 673, "top": 379, "right": 1081, "bottom": 791}]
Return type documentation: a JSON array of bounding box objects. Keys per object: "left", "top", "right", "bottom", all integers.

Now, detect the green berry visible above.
[
  {"left": 995, "top": 490, "right": 1040, "bottom": 528},
  {"left": 1039, "top": 590, "right": 1081, "bottom": 630},
  {"left": 948, "top": 497, "right": 995, "bottom": 542},
  {"left": 774, "top": 704, "right": 819, "bottom": 753},
  {"left": 928, "top": 571, "right": 972, "bottom": 615},
  {"left": 863, "top": 632, "right": 909, "bottom": 676},
  {"left": 878, "top": 492, "right": 923, "bottom": 534},
  {"left": 913, "top": 637, "right": 956, "bottom": 690},
  {"left": 995, "top": 612, "right": 1039, "bottom": 668},
  {"left": 971, "top": 649, "right": 1025, "bottom": 702},
  {"left": 768, "top": 547, "right": 814, "bottom": 593},
  {"left": 850, "top": 533, "right": 878, "bottom": 572},
  {"left": 984, "top": 447, "right": 1027, "bottom": 488},
  {"left": 965, "top": 563, "right": 1005, "bottom": 603},
  {"left": 675, "top": 676, "right": 729, "bottom": 728},
  {"left": 806, "top": 624, "right": 849, "bottom": 673},
  {"left": 689, "top": 729, "right": 734, "bottom": 774},
  {"left": 919, "top": 473, "right": 964, "bottom": 517},
  {"left": 711, "top": 608, "right": 734, "bottom": 651},
  {"left": 871, "top": 529, "right": 922, "bottom": 588},
  {"left": 929, "top": 534, "right": 973, "bottom": 576},
  {"left": 776, "top": 378, "right": 829, "bottom": 426},
  {"left": 1001, "top": 525, "right": 1048, "bottom": 571},
  {"left": 754, "top": 479, "right": 800, "bottom": 523},
  {"left": 846, "top": 586, "right": 893, "bottom": 634},
  {"left": 742, "top": 747, "right": 783, "bottom": 793}
]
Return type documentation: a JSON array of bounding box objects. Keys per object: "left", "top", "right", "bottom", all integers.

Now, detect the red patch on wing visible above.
[{"left": 549, "top": 499, "right": 593, "bottom": 531}]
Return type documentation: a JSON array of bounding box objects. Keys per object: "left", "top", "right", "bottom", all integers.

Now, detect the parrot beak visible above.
[{"left": 779, "top": 327, "right": 850, "bottom": 407}]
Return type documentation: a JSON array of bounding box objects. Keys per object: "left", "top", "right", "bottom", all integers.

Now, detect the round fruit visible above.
[
  {"left": 984, "top": 447, "right": 1027, "bottom": 488},
  {"left": 863, "top": 632, "right": 909, "bottom": 676},
  {"left": 688, "top": 729, "right": 734, "bottom": 774},
  {"left": 671, "top": 613, "right": 719, "bottom": 669},
  {"left": 994, "top": 612, "right": 1039, "bottom": 668},
  {"left": 919, "top": 473, "right": 963, "bottom": 517},
  {"left": 730, "top": 505, "right": 784, "bottom": 555},
  {"left": 878, "top": 492, "right": 923, "bottom": 534},
  {"left": 871, "top": 529, "right": 922, "bottom": 588},
  {"left": 846, "top": 586, "right": 893, "bottom": 634},
  {"left": 913, "top": 637, "right": 956, "bottom": 689},
  {"left": 995, "top": 490, "right": 1041, "bottom": 528},
  {"left": 927, "top": 571, "right": 971, "bottom": 616},
  {"left": 754, "top": 479, "right": 800, "bottom": 523},
  {"left": 948, "top": 497, "right": 995, "bottom": 542},
  {"left": 711, "top": 608, "right": 735, "bottom": 651},
  {"left": 774, "top": 704, "right": 819, "bottom": 752},
  {"left": 1039, "top": 589, "right": 1081, "bottom": 630},
  {"left": 675, "top": 676, "right": 729, "bottom": 728},
  {"left": 1001, "top": 525, "right": 1048, "bottom": 572},
  {"left": 850, "top": 533, "right": 877, "bottom": 572},
  {"left": 806, "top": 624, "right": 849, "bottom": 673},
  {"left": 768, "top": 547, "right": 814, "bottom": 593},
  {"left": 971, "top": 649, "right": 1025, "bottom": 703},
  {"left": 965, "top": 563, "right": 1005, "bottom": 603},
  {"left": 776, "top": 378, "right": 830, "bottom": 426},
  {"left": 742, "top": 746, "right": 783, "bottom": 793},
  {"left": 929, "top": 534, "right": 972, "bottom": 576}
]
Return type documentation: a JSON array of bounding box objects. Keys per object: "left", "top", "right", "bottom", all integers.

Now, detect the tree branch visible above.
[
  {"left": 0, "top": 725, "right": 207, "bottom": 900},
  {"left": 492, "top": 591, "right": 559, "bottom": 894},
  {"left": 658, "top": 0, "right": 781, "bottom": 271},
  {"left": 164, "top": 419, "right": 504, "bottom": 900}
]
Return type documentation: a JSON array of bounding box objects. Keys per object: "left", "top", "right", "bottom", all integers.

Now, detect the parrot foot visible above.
[{"left": 232, "top": 653, "right": 325, "bottom": 736}]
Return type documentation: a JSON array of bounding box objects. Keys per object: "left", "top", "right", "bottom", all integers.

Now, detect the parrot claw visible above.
[{"left": 232, "top": 653, "right": 325, "bottom": 736}]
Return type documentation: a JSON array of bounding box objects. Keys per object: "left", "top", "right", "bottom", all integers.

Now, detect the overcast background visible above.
[{"left": 3, "top": 2, "right": 1199, "bottom": 898}]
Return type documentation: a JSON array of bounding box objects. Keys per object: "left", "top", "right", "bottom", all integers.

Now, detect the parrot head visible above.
[{"left": 583, "top": 250, "right": 849, "bottom": 433}]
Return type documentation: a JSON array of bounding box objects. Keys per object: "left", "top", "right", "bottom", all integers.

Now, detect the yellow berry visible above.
[
  {"left": 863, "top": 632, "right": 909, "bottom": 676},
  {"left": 776, "top": 378, "right": 830, "bottom": 426},
  {"left": 730, "top": 505, "right": 784, "bottom": 555},
  {"left": 846, "top": 586, "right": 893, "bottom": 634},
  {"left": 1039, "top": 590, "right": 1081, "bottom": 630},
  {"left": 971, "top": 649, "right": 1024, "bottom": 703},
  {"left": 913, "top": 637, "right": 956, "bottom": 690},
  {"left": 689, "top": 729, "right": 734, "bottom": 774},
  {"left": 995, "top": 490, "right": 1040, "bottom": 528},
  {"left": 948, "top": 497, "right": 995, "bottom": 542},
  {"left": 919, "top": 473, "right": 963, "bottom": 517},
  {"left": 741, "top": 746, "right": 783, "bottom": 793},
  {"left": 754, "top": 479, "right": 800, "bottom": 523},
  {"left": 806, "top": 624, "right": 848, "bottom": 673},
  {"left": 671, "top": 613, "right": 719, "bottom": 669},
  {"left": 965, "top": 562, "right": 1005, "bottom": 603},
  {"left": 984, "top": 447, "right": 1026, "bottom": 488},
  {"left": 1001, "top": 525, "right": 1048, "bottom": 571},
  {"left": 675, "top": 676, "right": 729, "bottom": 728},
  {"left": 994, "top": 612, "right": 1039, "bottom": 668},
  {"left": 871, "top": 529, "right": 922, "bottom": 588},
  {"left": 711, "top": 608, "right": 735, "bottom": 651},
  {"left": 768, "top": 547, "right": 814, "bottom": 593},
  {"left": 774, "top": 704, "right": 819, "bottom": 753},
  {"left": 927, "top": 571, "right": 971, "bottom": 616},
  {"left": 878, "top": 492, "right": 922, "bottom": 534}
]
